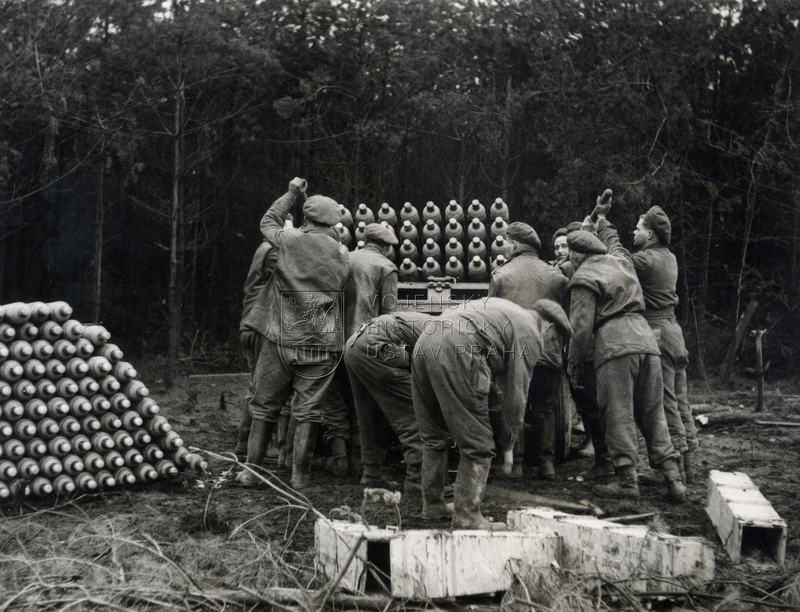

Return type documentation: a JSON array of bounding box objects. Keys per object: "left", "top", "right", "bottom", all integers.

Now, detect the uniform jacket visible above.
[
  {"left": 240, "top": 241, "right": 278, "bottom": 334},
  {"left": 257, "top": 191, "right": 350, "bottom": 351},
  {"left": 567, "top": 232, "right": 659, "bottom": 372},
  {"left": 488, "top": 250, "right": 567, "bottom": 368},
  {"left": 344, "top": 245, "right": 398, "bottom": 338},
  {"left": 349, "top": 311, "right": 434, "bottom": 370},
  {"left": 597, "top": 219, "right": 688, "bottom": 366},
  {"left": 433, "top": 298, "right": 543, "bottom": 449}
]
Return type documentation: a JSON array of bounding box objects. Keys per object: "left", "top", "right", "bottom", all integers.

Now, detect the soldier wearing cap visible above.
[
  {"left": 595, "top": 205, "right": 697, "bottom": 482},
  {"left": 343, "top": 311, "right": 432, "bottom": 493},
  {"left": 237, "top": 177, "right": 350, "bottom": 490},
  {"left": 324, "top": 222, "right": 400, "bottom": 477},
  {"left": 488, "top": 222, "right": 568, "bottom": 480},
  {"left": 566, "top": 225, "right": 686, "bottom": 502},
  {"left": 235, "top": 214, "right": 296, "bottom": 464},
  {"left": 413, "top": 298, "right": 572, "bottom": 528},
  {"left": 552, "top": 221, "right": 611, "bottom": 476}
]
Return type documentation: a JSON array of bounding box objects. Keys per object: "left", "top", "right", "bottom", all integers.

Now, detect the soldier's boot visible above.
[
  {"left": 638, "top": 469, "right": 664, "bottom": 486},
  {"left": 284, "top": 416, "right": 296, "bottom": 470},
  {"left": 677, "top": 453, "right": 687, "bottom": 483},
  {"left": 276, "top": 415, "right": 290, "bottom": 470},
  {"left": 682, "top": 450, "right": 696, "bottom": 485},
  {"left": 661, "top": 458, "right": 687, "bottom": 503},
  {"left": 233, "top": 406, "right": 252, "bottom": 461},
  {"left": 451, "top": 457, "right": 492, "bottom": 530},
  {"left": 360, "top": 463, "right": 400, "bottom": 489},
  {"left": 404, "top": 462, "right": 422, "bottom": 494},
  {"left": 236, "top": 419, "right": 274, "bottom": 487},
  {"left": 325, "top": 436, "right": 349, "bottom": 476},
  {"left": 535, "top": 458, "right": 556, "bottom": 481},
  {"left": 590, "top": 456, "right": 615, "bottom": 479},
  {"left": 593, "top": 465, "right": 640, "bottom": 499},
  {"left": 421, "top": 449, "right": 453, "bottom": 520},
  {"left": 291, "top": 422, "right": 319, "bottom": 490}
]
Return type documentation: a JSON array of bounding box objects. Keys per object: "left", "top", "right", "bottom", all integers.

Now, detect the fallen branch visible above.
[
  {"left": 755, "top": 420, "right": 800, "bottom": 428},
  {"left": 696, "top": 412, "right": 756, "bottom": 427},
  {"left": 605, "top": 512, "right": 657, "bottom": 524},
  {"left": 522, "top": 495, "right": 605, "bottom": 517}
]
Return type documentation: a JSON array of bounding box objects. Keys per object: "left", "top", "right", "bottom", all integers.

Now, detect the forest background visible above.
[{"left": 1, "top": 0, "right": 797, "bottom": 382}]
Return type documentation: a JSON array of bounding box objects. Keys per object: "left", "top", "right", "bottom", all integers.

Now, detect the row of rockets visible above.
[
  {"left": 335, "top": 198, "right": 512, "bottom": 281},
  {"left": 0, "top": 301, "right": 205, "bottom": 500}
]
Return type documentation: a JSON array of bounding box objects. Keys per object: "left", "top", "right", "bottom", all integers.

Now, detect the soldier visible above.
[
  {"left": 552, "top": 227, "right": 569, "bottom": 265},
  {"left": 595, "top": 206, "right": 697, "bottom": 482},
  {"left": 325, "top": 223, "right": 399, "bottom": 476},
  {"left": 412, "top": 298, "right": 572, "bottom": 528},
  {"left": 237, "top": 177, "right": 349, "bottom": 490},
  {"left": 235, "top": 239, "right": 277, "bottom": 460},
  {"left": 559, "top": 221, "right": 611, "bottom": 475},
  {"left": 236, "top": 216, "right": 296, "bottom": 465},
  {"left": 343, "top": 311, "right": 432, "bottom": 492},
  {"left": 488, "top": 222, "right": 567, "bottom": 480},
  {"left": 565, "top": 227, "right": 686, "bottom": 502}
]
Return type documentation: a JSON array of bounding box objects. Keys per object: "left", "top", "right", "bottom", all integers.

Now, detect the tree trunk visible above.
[
  {"left": 695, "top": 196, "right": 715, "bottom": 345},
  {"left": 677, "top": 186, "right": 689, "bottom": 327},
  {"left": 720, "top": 297, "right": 759, "bottom": 383},
  {"left": 791, "top": 188, "right": 800, "bottom": 298},
  {"left": 500, "top": 75, "right": 512, "bottom": 203},
  {"left": 91, "top": 141, "right": 105, "bottom": 322},
  {"left": 167, "top": 59, "right": 186, "bottom": 384}
]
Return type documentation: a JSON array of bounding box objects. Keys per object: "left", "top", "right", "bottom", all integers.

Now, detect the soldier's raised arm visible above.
[{"left": 259, "top": 177, "right": 307, "bottom": 246}]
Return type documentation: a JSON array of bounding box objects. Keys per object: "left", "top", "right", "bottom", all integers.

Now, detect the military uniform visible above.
[
  {"left": 325, "top": 227, "right": 399, "bottom": 475},
  {"left": 234, "top": 240, "right": 276, "bottom": 455},
  {"left": 412, "top": 298, "right": 559, "bottom": 527},
  {"left": 343, "top": 312, "right": 432, "bottom": 490},
  {"left": 488, "top": 228, "right": 568, "bottom": 478},
  {"left": 557, "top": 224, "right": 610, "bottom": 472},
  {"left": 245, "top": 189, "right": 349, "bottom": 489},
  {"left": 597, "top": 215, "right": 697, "bottom": 463},
  {"left": 566, "top": 230, "right": 683, "bottom": 500}
]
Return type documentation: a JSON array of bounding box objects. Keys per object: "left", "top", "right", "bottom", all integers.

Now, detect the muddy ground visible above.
[{"left": 2, "top": 372, "right": 799, "bottom": 611}]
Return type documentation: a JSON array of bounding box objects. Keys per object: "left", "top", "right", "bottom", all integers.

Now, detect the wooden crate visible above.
[
  {"left": 396, "top": 279, "right": 489, "bottom": 314},
  {"left": 389, "top": 529, "right": 561, "bottom": 600},
  {"left": 314, "top": 519, "right": 397, "bottom": 594},
  {"left": 508, "top": 507, "right": 715, "bottom": 592},
  {"left": 705, "top": 470, "right": 787, "bottom": 564},
  {"left": 315, "top": 519, "right": 561, "bottom": 600}
]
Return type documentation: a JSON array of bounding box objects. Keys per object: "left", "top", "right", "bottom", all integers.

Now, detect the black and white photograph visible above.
[{"left": 0, "top": 0, "right": 798, "bottom": 609}]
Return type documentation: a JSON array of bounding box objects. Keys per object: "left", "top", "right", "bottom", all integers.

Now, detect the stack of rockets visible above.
[
  {"left": 0, "top": 301, "right": 206, "bottom": 500},
  {"left": 333, "top": 198, "right": 511, "bottom": 281}
]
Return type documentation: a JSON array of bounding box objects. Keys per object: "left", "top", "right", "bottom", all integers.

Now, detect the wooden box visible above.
[
  {"left": 508, "top": 507, "right": 714, "bottom": 592},
  {"left": 705, "top": 470, "right": 787, "bottom": 564}
]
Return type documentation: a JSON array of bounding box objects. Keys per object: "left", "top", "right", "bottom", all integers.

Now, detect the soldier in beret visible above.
[
  {"left": 324, "top": 222, "right": 400, "bottom": 477},
  {"left": 237, "top": 178, "right": 350, "bottom": 489},
  {"left": 566, "top": 220, "right": 686, "bottom": 502},
  {"left": 489, "top": 222, "right": 568, "bottom": 480},
  {"left": 594, "top": 205, "right": 698, "bottom": 483},
  {"left": 553, "top": 221, "right": 611, "bottom": 476}
]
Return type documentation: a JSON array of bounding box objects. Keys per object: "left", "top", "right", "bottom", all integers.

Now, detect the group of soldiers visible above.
[{"left": 233, "top": 176, "right": 697, "bottom": 529}]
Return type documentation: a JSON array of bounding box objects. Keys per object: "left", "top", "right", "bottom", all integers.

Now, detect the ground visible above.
[{"left": 1, "top": 372, "right": 799, "bottom": 611}]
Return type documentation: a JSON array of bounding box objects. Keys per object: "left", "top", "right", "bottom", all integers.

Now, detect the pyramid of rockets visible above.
[
  {"left": 334, "top": 197, "right": 511, "bottom": 281},
  {"left": 0, "top": 301, "right": 206, "bottom": 501}
]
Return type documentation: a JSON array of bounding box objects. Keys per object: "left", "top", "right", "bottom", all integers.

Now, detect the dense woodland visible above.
[{"left": 1, "top": 0, "right": 798, "bottom": 380}]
